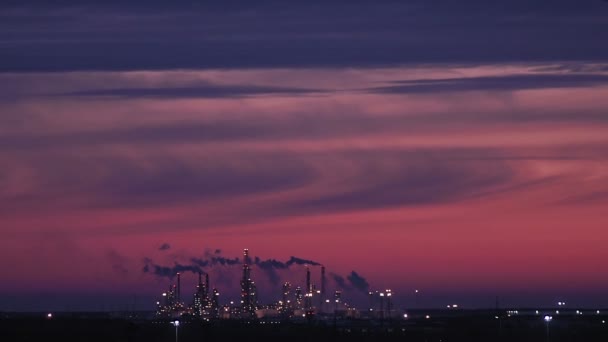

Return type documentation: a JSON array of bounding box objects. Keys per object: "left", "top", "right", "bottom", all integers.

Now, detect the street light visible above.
[
  {"left": 544, "top": 315, "right": 552, "bottom": 341},
  {"left": 386, "top": 290, "right": 392, "bottom": 320},
  {"left": 379, "top": 292, "right": 385, "bottom": 321},
  {"left": 173, "top": 320, "right": 180, "bottom": 342},
  {"left": 496, "top": 315, "right": 502, "bottom": 337}
]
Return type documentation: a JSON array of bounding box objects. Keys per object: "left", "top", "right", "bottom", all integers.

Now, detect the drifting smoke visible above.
[
  {"left": 347, "top": 271, "right": 370, "bottom": 293},
  {"left": 254, "top": 257, "right": 284, "bottom": 285},
  {"left": 159, "top": 243, "right": 171, "bottom": 251},
  {"left": 143, "top": 248, "right": 369, "bottom": 292},
  {"left": 143, "top": 258, "right": 203, "bottom": 279},
  {"left": 253, "top": 256, "right": 321, "bottom": 270},
  {"left": 144, "top": 250, "right": 322, "bottom": 282},
  {"left": 255, "top": 257, "right": 287, "bottom": 270},
  {"left": 190, "top": 248, "right": 240, "bottom": 266},
  {"left": 331, "top": 273, "right": 349, "bottom": 290},
  {"left": 191, "top": 255, "right": 240, "bottom": 267},
  {"left": 331, "top": 271, "right": 371, "bottom": 294},
  {"left": 249, "top": 256, "right": 321, "bottom": 285},
  {"left": 285, "top": 256, "right": 322, "bottom": 267}
]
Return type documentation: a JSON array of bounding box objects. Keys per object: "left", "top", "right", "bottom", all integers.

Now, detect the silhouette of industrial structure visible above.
[{"left": 154, "top": 248, "right": 398, "bottom": 322}]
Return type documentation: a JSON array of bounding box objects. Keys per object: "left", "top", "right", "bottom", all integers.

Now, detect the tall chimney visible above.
[
  {"left": 205, "top": 273, "right": 210, "bottom": 297},
  {"left": 306, "top": 266, "right": 311, "bottom": 293},
  {"left": 305, "top": 266, "right": 312, "bottom": 309},
  {"left": 321, "top": 266, "right": 326, "bottom": 296},
  {"left": 177, "top": 272, "right": 181, "bottom": 302},
  {"left": 320, "top": 266, "right": 326, "bottom": 312}
]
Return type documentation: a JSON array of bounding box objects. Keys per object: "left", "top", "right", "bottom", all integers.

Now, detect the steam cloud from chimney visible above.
[
  {"left": 330, "top": 271, "right": 370, "bottom": 294},
  {"left": 143, "top": 248, "right": 370, "bottom": 294}
]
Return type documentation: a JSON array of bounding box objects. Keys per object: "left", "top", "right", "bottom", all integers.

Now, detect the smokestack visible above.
[
  {"left": 205, "top": 273, "right": 210, "bottom": 296},
  {"left": 320, "top": 266, "right": 326, "bottom": 312},
  {"left": 305, "top": 266, "right": 312, "bottom": 309},
  {"left": 241, "top": 248, "right": 254, "bottom": 316},
  {"left": 306, "top": 266, "right": 311, "bottom": 293},
  {"left": 177, "top": 272, "right": 181, "bottom": 302},
  {"left": 321, "top": 266, "right": 326, "bottom": 296}
]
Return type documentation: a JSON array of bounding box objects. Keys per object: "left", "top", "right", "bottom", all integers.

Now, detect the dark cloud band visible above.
[{"left": 1, "top": 1, "right": 607, "bottom": 72}]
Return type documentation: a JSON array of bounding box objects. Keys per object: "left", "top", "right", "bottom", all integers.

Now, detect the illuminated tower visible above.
[
  {"left": 295, "top": 286, "right": 303, "bottom": 309},
  {"left": 201, "top": 273, "right": 208, "bottom": 301},
  {"left": 165, "top": 285, "right": 172, "bottom": 306},
  {"left": 194, "top": 272, "right": 207, "bottom": 317},
  {"left": 193, "top": 273, "right": 201, "bottom": 316},
  {"left": 282, "top": 282, "right": 291, "bottom": 312},
  {"left": 176, "top": 272, "right": 181, "bottom": 303},
  {"left": 169, "top": 284, "right": 177, "bottom": 306},
  {"left": 305, "top": 266, "right": 313, "bottom": 309},
  {"left": 240, "top": 248, "right": 257, "bottom": 318},
  {"left": 211, "top": 288, "right": 220, "bottom": 319},
  {"left": 334, "top": 290, "right": 342, "bottom": 312},
  {"left": 250, "top": 282, "right": 258, "bottom": 311}
]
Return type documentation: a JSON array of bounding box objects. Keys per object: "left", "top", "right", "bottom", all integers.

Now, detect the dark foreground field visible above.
[{"left": 2, "top": 313, "right": 607, "bottom": 342}]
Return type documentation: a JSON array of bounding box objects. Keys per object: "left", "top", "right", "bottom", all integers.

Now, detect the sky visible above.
[{"left": 1, "top": 0, "right": 608, "bottom": 311}]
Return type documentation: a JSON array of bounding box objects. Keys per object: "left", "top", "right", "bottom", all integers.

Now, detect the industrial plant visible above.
[{"left": 154, "top": 249, "right": 397, "bottom": 322}]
